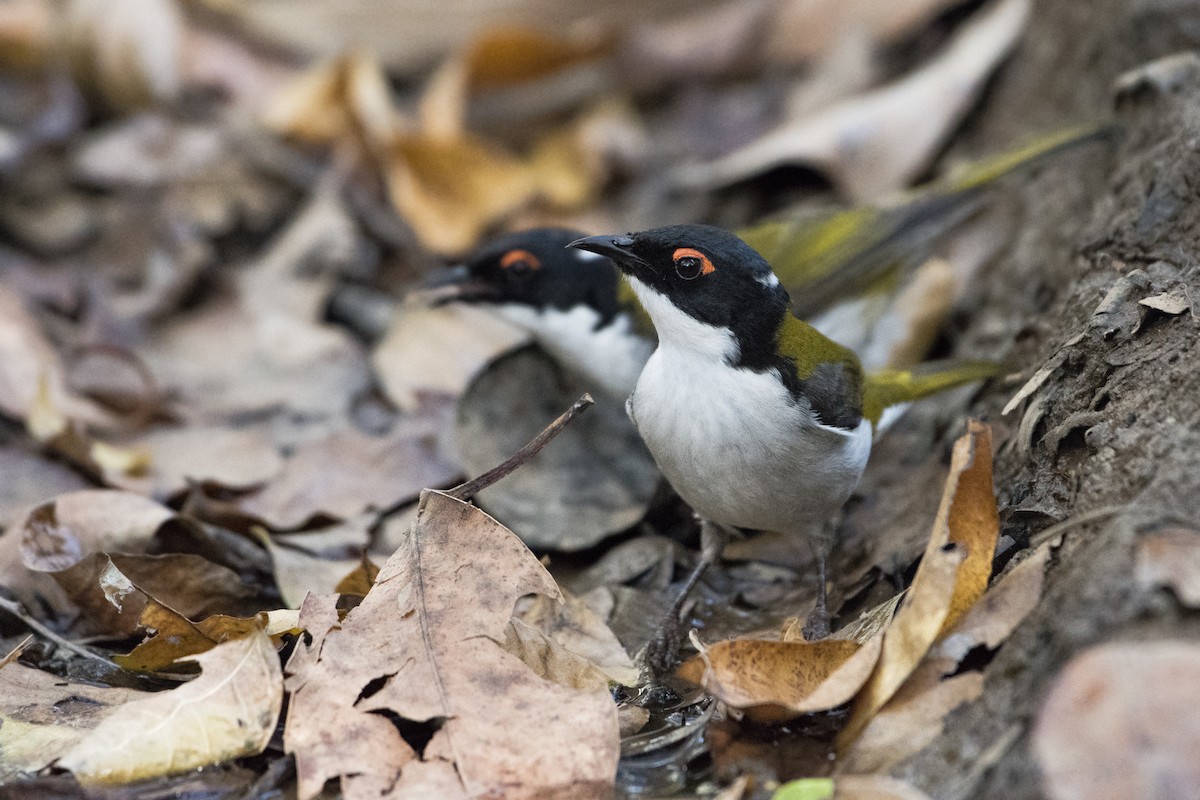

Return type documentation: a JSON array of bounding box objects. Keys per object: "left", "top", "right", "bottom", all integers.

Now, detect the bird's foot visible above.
[
  {"left": 640, "top": 608, "right": 686, "bottom": 680},
  {"left": 802, "top": 607, "right": 830, "bottom": 640}
]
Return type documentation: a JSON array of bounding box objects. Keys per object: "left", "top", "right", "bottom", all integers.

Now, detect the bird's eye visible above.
[
  {"left": 500, "top": 249, "right": 540, "bottom": 276},
  {"left": 672, "top": 247, "right": 715, "bottom": 280}
]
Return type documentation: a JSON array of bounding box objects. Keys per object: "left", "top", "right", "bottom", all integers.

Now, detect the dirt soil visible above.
[{"left": 866, "top": 1, "right": 1200, "bottom": 796}]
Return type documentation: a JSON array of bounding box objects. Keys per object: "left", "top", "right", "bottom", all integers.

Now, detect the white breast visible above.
[
  {"left": 492, "top": 304, "right": 653, "bottom": 400},
  {"left": 625, "top": 283, "right": 872, "bottom": 540}
]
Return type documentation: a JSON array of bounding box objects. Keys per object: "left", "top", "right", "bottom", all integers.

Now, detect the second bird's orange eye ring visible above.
[
  {"left": 500, "top": 249, "right": 541, "bottom": 274},
  {"left": 671, "top": 247, "right": 715, "bottom": 280}
]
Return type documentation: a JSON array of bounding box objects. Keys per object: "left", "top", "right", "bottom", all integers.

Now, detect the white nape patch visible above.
[
  {"left": 756, "top": 271, "right": 780, "bottom": 288},
  {"left": 493, "top": 303, "right": 653, "bottom": 399},
  {"left": 627, "top": 277, "right": 739, "bottom": 362}
]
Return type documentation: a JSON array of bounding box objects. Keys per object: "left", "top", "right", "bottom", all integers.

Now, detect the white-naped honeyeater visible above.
[{"left": 570, "top": 224, "right": 998, "bottom": 669}]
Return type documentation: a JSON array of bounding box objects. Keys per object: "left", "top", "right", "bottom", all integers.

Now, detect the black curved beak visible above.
[
  {"left": 416, "top": 265, "right": 502, "bottom": 306},
  {"left": 568, "top": 234, "right": 648, "bottom": 277}
]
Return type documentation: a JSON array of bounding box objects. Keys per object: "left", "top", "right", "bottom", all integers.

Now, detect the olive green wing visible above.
[{"left": 862, "top": 360, "right": 1001, "bottom": 427}]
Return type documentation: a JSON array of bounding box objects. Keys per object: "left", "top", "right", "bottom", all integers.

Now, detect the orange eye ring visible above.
[
  {"left": 500, "top": 249, "right": 541, "bottom": 272},
  {"left": 671, "top": 247, "right": 715, "bottom": 280}
]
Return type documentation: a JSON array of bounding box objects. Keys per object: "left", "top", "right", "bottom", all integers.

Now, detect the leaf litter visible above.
[{"left": 0, "top": 0, "right": 1130, "bottom": 796}]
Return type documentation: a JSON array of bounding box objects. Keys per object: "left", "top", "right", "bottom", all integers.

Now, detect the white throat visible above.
[{"left": 626, "top": 276, "right": 739, "bottom": 362}]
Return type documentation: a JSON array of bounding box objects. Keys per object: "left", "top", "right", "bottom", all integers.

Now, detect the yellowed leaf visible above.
[
  {"left": 463, "top": 26, "right": 610, "bottom": 90},
  {"left": 58, "top": 630, "right": 282, "bottom": 785},
  {"left": 284, "top": 490, "right": 619, "bottom": 800},
  {"left": 838, "top": 420, "right": 997, "bottom": 749},
  {"left": 263, "top": 49, "right": 398, "bottom": 152},
  {"left": 384, "top": 132, "right": 538, "bottom": 254},
  {"left": 679, "top": 636, "right": 882, "bottom": 722}
]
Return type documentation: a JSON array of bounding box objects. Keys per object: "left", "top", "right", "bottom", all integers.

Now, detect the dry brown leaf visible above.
[
  {"left": 0, "top": 490, "right": 173, "bottom": 614},
  {"left": 57, "top": 629, "right": 282, "bottom": 785},
  {"left": 141, "top": 294, "right": 371, "bottom": 422},
  {"left": 838, "top": 420, "right": 997, "bottom": 749},
  {"left": 263, "top": 49, "right": 398, "bottom": 153},
  {"left": 115, "top": 599, "right": 272, "bottom": 673},
  {"left": 1135, "top": 528, "right": 1200, "bottom": 607},
  {"left": 104, "top": 425, "right": 284, "bottom": 498},
  {"left": 464, "top": 26, "right": 611, "bottom": 90},
  {"left": 1033, "top": 640, "right": 1200, "bottom": 800},
  {"left": 0, "top": 445, "right": 92, "bottom": 529},
  {"left": 0, "top": 0, "right": 54, "bottom": 71},
  {"left": 678, "top": 635, "right": 883, "bottom": 723},
  {"left": 284, "top": 490, "right": 619, "bottom": 800},
  {"left": 1138, "top": 288, "right": 1193, "bottom": 317},
  {"left": 63, "top": 0, "right": 183, "bottom": 112},
  {"left": 514, "top": 590, "right": 638, "bottom": 686},
  {"left": 372, "top": 302, "right": 530, "bottom": 411},
  {"left": 838, "top": 545, "right": 1047, "bottom": 772},
  {"left": 384, "top": 132, "right": 539, "bottom": 255},
  {"left": 675, "top": 0, "right": 1030, "bottom": 199},
  {"left": 0, "top": 663, "right": 152, "bottom": 779},
  {"left": 51, "top": 552, "right": 260, "bottom": 636},
  {"left": 238, "top": 426, "right": 459, "bottom": 529}
]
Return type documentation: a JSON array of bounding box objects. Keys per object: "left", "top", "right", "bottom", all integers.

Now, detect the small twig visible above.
[
  {"left": 0, "top": 634, "right": 34, "bottom": 669},
  {"left": 0, "top": 597, "right": 117, "bottom": 667},
  {"left": 1031, "top": 505, "right": 1125, "bottom": 547},
  {"left": 446, "top": 394, "right": 595, "bottom": 501}
]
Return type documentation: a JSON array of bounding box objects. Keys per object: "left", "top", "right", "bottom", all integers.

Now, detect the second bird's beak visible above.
[{"left": 416, "top": 264, "right": 502, "bottom": 306}]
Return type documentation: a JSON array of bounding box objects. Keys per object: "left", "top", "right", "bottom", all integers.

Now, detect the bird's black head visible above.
[
  {"left": 569, "top": 225, "right": 790, "bottom": 362},
  {"left": 443, "top": 227, "right": 623, "bottom": 323}
]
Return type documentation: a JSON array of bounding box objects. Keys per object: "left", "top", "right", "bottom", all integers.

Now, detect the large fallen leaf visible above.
[
  {"left": 57, "top": 629, "right": 282, "bottom": 785},
  {"left": 455, "top": 346, "right": 659, "bottom": 550},
  {"left": 1033, "top": 640, "right": 1200, "bottom": 800},
  {"left": 838, "top": 420, "right": 998, "bottom": 748},
  {"left": 674, "top": 0, "right": 1030, "bottom": 199},
  {"left": 284, "top": 490, "right": 619, "bottom": 800},
  {"left": 0, "top": 663, "right": 152, "bottom": 779}
]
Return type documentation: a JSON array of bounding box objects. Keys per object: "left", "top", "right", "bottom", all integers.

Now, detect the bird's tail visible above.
[
  {"left": 741, "top": 123, "right": 1115, "bottom": 318},
  {"left": 863, "top": 359, "right": 1001, "bottom": 427}
]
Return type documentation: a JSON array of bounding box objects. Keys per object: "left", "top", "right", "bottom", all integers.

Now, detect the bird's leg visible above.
[
  {"left": 641, "top": 517, "right": 731, "bottom": 678},
  {"left": 802, "top": 535, "right": 833, "bottom": 640}
]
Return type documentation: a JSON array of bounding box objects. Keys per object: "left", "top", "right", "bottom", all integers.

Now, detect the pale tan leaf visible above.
[
  {"left": 284, "top": 490, "right": 619, "bottom": 800},
  {"left": 514, "top": 590, "right": 638, "bottom": 686},
  {"left": 676, "top": 0, "right": 1030, "bottom": 199},
  {"left": 1135, "top": 528, "right": 1200, "bottom": 607},
  {"left": 371, "top": 302, "right": 529, "bottom": 411},
  {"left": 58, "top": 630, "right": 282, "bottom": 785},
  {"left": 833, "top": 775, "right": 935, "bottom": 800},
  {"left": 0, "top": 663, "right": 151, "bottom": 780},
  {"left": 766, "top": 0, "right": 967, "bottom": 64}
]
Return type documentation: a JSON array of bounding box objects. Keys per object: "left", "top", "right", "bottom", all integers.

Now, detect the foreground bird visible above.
[{"left": 570, "top": 225, "right": 996, "bottom": 664}]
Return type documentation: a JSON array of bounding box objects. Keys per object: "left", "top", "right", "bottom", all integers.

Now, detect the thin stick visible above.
[
  {"left": 446, "top": 394, "right": 594, "bottom": 501},
  {"left": 0, "top": 597, "right": 117, "bottom": 666},
  {"left": 1030, "top": 505, "right": 1124, "bottom": 547}
]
